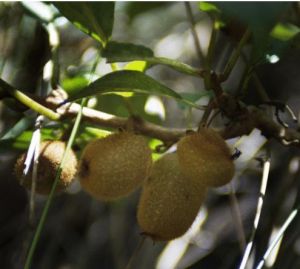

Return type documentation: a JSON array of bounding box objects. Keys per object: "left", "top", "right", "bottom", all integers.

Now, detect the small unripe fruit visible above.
[
  {"left": 177, "top": 128, "right": 234, "bottom": 187},
  {"left": 79, "top": 132, "right": 152, "bottom": 200},
  {"left": 137, "top": 153, "right": 206, "bottom": 241},
  {"left": 15, "top": 140, "right": 78, "bottom": 195}
]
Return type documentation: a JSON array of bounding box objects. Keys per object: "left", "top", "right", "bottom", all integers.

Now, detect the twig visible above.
[
  {"left": 24, "top": 53, "right": 100, "bottom": 269},
  {"left": 229, "top": 184, "right": 246, "bottom": 252},
  {"left": 44, "top": 88, "right": 300, "bottom": 147},
  {"left": 184, "top": 2, "right": 205, "bottom": 64},
  {"left": 239, "top": 157, "right": 271, "bottom": 269},
  {"left": 199, "top": 99, "right": 214, "bottom": 128},
  {"left": 124, "top": 236, "right": 146, "bottom": 269},
  {"left": 220, "top": 29, "right": 251, "bottom": 82},
  {"left": 2, "top": 73, "right": 300, "bottom": 148},
  {"left": 206, "top": 21, "right": 217, "bottom": 70},
  {"left": 255, "top": 209, "right": 298, "bottom": 269}
]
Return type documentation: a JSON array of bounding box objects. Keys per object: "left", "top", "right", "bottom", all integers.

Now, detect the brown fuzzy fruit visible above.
[
  {"left": 79, "top": 132, "right": 152, "bottom": 201},
  {"left": 137, "top": 153, "right": 206, "bottom": 241},
  {"left": 15, "top": 140, "right": 77, "bottom": 195},
  {"left": 177, "top": 128, "right": 234, "bottom": 187}
]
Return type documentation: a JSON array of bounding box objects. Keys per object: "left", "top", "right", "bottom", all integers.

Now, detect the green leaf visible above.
[
  {"left": 215, "top": 2, "right": 290, "bottom": 39},
  {"left": 0, "top": 128, "right": 58, "bottom": 152},
  {"left": 53, "top": 2, "right": 115, "bottom": 46},
  {"left": 67, "top": 70, "right": 200, "bottom": 108},
  {"left": 199, "top": 2, "right": 220, "bottom": 14},
  {"left": 125, "top": 2, "right": 172, "bottom": 22},
  {"left": 271, "top": 23, "right": 300, "bottom": 41},
  {"left": 0, "top": 116, "right": 34, "bottom": 140},
  {"left": 62, "top": 76, "right": 89, "bottom": 94},
  {"left": 102, "top": 41, "right": 154, "bottom": 62},
  {"left": 124, "top": 61, "right": 148, "bottom": 72},
  {"left": 77, "top": 126, "right": 111, "bottom": 149},
  {"left": 146, "top": 57, "right": 202, "bottom": 77},
  {"left": 215, "top": 2, "right": 291, "bottom": 62},
  {"left": 102, "top": 42, "right": 202, "bottom": 76}
]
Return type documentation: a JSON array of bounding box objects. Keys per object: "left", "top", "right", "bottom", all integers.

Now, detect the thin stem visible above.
[
  {"left": 239, "top": 158, "right": 271, "bottom": 269},
  {"left": 229, "top": 184, "right": 246, "bottom": 252},
  {"left": 124, "top": 237, "right": 146, "bottom": 269},
  {"left": 199, "top": 100, "right": 213, "bottom": 128},
  {"left": 252, "top": 73, "right": 271, "bottom": 103},
  {"left": 23, "top": 99, "right": 84, "bottom": 269},
  {"left": 206, "top": 21, "right": 217, "bottom": 71},
  {"left": 221, "top": 29, "right": 251, "bottom": 82},
  {"left": 0, "top": 78, "right": 60, "bottom": 120},
  {"left": 184, "top": 2, "right": 205, "bottom": 64},
  {"left": 256, "top": 209, "right": 298, "bottom": 269},
  {"left": 24, "top": 52, "right": 100, "bottom": 268}
]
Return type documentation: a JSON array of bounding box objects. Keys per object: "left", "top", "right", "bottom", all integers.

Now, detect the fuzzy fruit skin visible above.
[
  {"left": 137, "top": 153, "right": 206, "bottom": 241},
  {"left": 79, "top": 132, "right": 152, "bottom": 201},
  {"left": 15, "top": 141, "right": 78, "bottom": 195},
  {"left": 177, "top": 128, "right": 234, "bottom": 187}
]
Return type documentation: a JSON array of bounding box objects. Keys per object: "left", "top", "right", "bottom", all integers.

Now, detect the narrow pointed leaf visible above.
[
  {"left": 67, "top": 70, "right": 199, "bottom": 108},
  {"left": 102, "top": 41, "right": 203, "bottom": 77},
  {"left": 102, "top": 41, "right": 154, "bottom": 62}
]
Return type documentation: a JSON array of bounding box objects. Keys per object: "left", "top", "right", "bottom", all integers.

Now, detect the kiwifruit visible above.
[
  {"left": 177, "top": 128, "right": 234, "bottom": 187},
  {"left": 137, "top": 153, "right": 206, "bottom": 241},
  {"left": 79, "top": 131, "right": 152, "bottom": 200},
  {"left": 15, "top": 140, "right": 78, "bottom": 195}
]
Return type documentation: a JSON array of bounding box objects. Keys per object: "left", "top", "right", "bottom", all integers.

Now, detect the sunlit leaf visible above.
[
  {"left": 68, "top": 70, "right": 180, "bottom": 99},
  {"left": 67, "top": 70, "right": 200, "bottom": 108},
  {"left": 124, "top": 61, "right": 148, "bottom": 72},
  {"left": 102, "top": 42, "right": 202, "bottom": 76},
  {"left": 53, "top": 2, "right": 115, "bottom": 46},
  {"left": 199, "top": 2, "right": 220, "bottom": 14},
  {"left": 84, "top": 127, "right": 111, "bottom": 138},
  {"left": 102, "top": 41, "right": 154, "bottom": 62},
  {"left": 149, "top": 138, "right": 164, "bottom": 161},
  {"left": 0, "top": 127, "right": 58, "bottom": 152},
  {"left": 62, "top": 76, "right": 89, "bottom": 94},
  {"left": 271, "top": 23, "right": 300, "bottom": 41}
]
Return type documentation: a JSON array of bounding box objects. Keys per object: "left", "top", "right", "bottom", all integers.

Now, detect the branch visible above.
[
  {"left": 46, "top": 89, "right": 185, "bottom": 142},
  {"left": 2, "top": 75, "right": 300, "bottom": 147},
  {"left": 46, "top": 89, "right": 300, "bottom": 147}
]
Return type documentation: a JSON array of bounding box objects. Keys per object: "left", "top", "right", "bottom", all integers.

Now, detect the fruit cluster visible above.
[
  {"left": 137, "top": 128, "right": 234, "bottom": 241},
  {"left": 15, "top": 128, "right": 234, "bottom": 241},
  {"left": 79, "top": 128, "right": 234, "bottom": 241}
]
